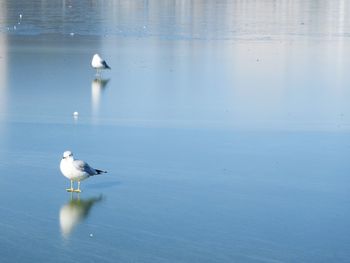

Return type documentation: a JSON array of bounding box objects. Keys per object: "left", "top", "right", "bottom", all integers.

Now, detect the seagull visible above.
[
  {"left": 60, "top": 151, "right": 107, "bottom": 193},
  {"left": 91, "top": 54, "right": 111, "bottom": 75}
]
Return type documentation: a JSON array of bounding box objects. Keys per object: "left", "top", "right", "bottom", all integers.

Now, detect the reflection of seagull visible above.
[
  {"left": 59, "top": 195, "right": 103, "bottom": 238},
  {"left": 60, "top": 151, "right": 107, "bottom": 193},
  {"left": 92, "top": 78, "right": 109, "bottom": 115},
  {"left": 91, "top": 54, "right": 111, "bottom": 75}
]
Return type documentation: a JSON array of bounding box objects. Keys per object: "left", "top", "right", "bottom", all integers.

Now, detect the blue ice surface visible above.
[{"left": 0, "top": 0, "right": 350, "bottom": 262}]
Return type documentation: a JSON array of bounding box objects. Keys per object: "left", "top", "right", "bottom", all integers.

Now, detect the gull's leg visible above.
[
  {"left": 95, "top": 69, "right": 101, "bottom": 78},
  {"left": 97, "top": 69, "right": 102, "bottom": 79},
  {"left": 74, "top": 181, "right": 82, "bottom": 193},
  {"left": 66, "top": 180, "right": 74, "bottom": 192}
]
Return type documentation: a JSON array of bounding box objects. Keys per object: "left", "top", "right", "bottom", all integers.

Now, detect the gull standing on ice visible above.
[
  {"left": 60, "top": 151, "right": 107, "bottom": 193},
  {"left": 91, "top": 54, "right": 111, "bottom": 75}
]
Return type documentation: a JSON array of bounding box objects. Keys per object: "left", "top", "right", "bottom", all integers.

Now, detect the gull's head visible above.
[
  {"left": 62, "top": 151, "right": 73, "bottom": 160},
  {"left": 93, "top": 54, "right": 101, "bottom": 60}
]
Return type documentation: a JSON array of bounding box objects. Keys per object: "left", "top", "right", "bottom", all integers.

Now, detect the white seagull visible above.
[
  {"left": 60, "top": 151, "right": 107, "bottom": 193},
  {"left": 91, "top": 53, "right": 111, "bottom": 75}
]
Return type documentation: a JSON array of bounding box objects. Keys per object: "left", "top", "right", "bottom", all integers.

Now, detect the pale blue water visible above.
[{"left": 0, "top": 1, "right": 350, "bottom": 262}]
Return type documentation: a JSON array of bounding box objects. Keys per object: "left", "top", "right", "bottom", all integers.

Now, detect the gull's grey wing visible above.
[{"left": 73, "top": 160, "right": 96, "bottom": 176}]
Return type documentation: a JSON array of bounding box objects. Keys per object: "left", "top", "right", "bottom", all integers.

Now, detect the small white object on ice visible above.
[
  {"left": 90, "top": 233, "right": 93, "bottom": 237},
  {"left": 19, "top": 14, "right": 22, "bottom": 19},
  {"left": 73, "top": 111, "right": 79, "bottom": 117},
  {"left": 70, "top": 32, "right": 75, "bottom": 36}
]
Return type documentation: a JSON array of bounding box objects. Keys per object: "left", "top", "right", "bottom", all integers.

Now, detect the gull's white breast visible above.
[
  {"left": 60, "top": 159, "right": 89, "bottom": 181},
  {"left": 91, "top": 55, "right": 103, "bottom": 69}
]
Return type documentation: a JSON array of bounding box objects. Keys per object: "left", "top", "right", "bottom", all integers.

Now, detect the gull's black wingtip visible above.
[
  {"left": 102, "top": 61, "right": 111, "bottom": 69},
  {"left": 96, "top": 169, "right": 107, "bottom": 174}
]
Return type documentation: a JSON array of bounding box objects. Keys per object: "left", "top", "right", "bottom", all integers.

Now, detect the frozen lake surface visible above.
[{"left": 0, "top": 1, "right": 350, "bottom": 262}]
